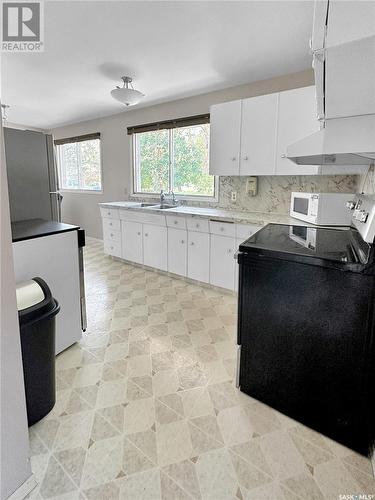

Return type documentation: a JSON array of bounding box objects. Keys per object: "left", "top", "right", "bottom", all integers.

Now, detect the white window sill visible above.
[
  {"left": 131, "top": 192, "right": 219, "bottom": 203},
  {"left": 60, "top": 189, "right": 103, "bottom": 195}
]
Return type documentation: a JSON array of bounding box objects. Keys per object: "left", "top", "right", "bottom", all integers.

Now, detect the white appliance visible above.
[
  {"left": 287, "top": 1, "right": 375, "bottom": 167},
  {"left": 290, "top": 192, "right": 354, "bottom": 225},
  {"left": 348, "top": 194, "right": 375, "bottom": 243}
]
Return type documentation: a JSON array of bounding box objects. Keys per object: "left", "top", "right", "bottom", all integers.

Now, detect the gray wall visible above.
[
  {"left": 52, "top": 69, "right": 356, "bottom": 238},
  {"left": 0, "top": 110, "right": 32, "bottom": 498}
]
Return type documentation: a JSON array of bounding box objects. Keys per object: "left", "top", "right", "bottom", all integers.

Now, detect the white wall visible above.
[
  {"left": 52, "top": 70, "right": 316, "bottom": 238},
  {"left": 0, "top": 108, "right": 32, "bottom": 498}
]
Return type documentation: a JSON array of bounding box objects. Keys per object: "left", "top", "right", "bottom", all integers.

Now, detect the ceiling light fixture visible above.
[{"left": 110, "top": 76, "right": 144, "bottom": 106}]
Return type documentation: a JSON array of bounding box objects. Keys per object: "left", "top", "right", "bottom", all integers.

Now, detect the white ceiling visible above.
[{"left": 2, "top": 1, "right": 314, "bottom": 129}]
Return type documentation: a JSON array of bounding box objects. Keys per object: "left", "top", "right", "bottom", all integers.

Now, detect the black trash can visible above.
[{"left": 17, "top": 277, "right": 60, "bottom": 426}]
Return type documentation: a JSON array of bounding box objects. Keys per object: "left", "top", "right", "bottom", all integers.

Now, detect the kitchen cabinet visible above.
[
  {"left": 143, "top": 223, "right": 167, "bottom": 271},
  {"left": 209, "top": 100, "right": 241, "bottom": 176},
  {"left": 209, "top": 86, "right": 324, "bottom": 177},
  {"left": 210, "top": 234, "right": 236, "bottom": 290},
  {"left": 187, "top": 231, "right": 210, "bottom": 283},
  {"left": 122, "top": 221, "right": 143, "bottom": 264},
  {"left": 276, "top": 86, "right": 320, "bottom": 175},
  {"left": 240, "top": 93, "right": 278, "bottom": 175},
  {"left": 325, "top": 1, "right": 375, "bottom": 47},
  {"left": 168, "top": 227, "right": 187, "bottom": 276}
]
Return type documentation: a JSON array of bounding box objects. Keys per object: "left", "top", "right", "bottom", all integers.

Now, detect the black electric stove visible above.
[{"left": 236, "top": 223, "right": 375, "bottom": 456}]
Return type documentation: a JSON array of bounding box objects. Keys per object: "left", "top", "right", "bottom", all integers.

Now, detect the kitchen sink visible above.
[
  {"left": 147, "top": 204, "right": 178, "bottom": 210},
  {"left": 139, "top": 203, "right": 157, "bottom": 207}
]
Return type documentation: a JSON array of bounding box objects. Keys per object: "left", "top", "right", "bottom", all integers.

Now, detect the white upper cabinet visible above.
[
  {"left": 143, "top": 224, "right": 167, "bottom": 271},
  {"left": 209, "top": 100, "right": 241, "bottom": 176},
  {"left": 240, "top": 93, "right": 278, "bottom": 175},
  {"left": 326, "top": 1, "right": 375, "bottom": 47},
  {"left": 276, "top": 86, "right": 320, "bottom": 176},
  {"left": 210, "top": 86, "right": 325, "bottom": 177}
]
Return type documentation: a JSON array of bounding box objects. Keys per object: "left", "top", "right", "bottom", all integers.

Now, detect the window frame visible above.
[
  {"left": 55, "top": 135, "right": 103, "bottom": 194},
  {"left": 130, "top": 124, "right": 218, "bottom": 202}
]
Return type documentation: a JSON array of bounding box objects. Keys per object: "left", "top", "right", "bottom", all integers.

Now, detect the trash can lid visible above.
[{"left": 16, "top": 280, "right": 45, "bottom": 311}]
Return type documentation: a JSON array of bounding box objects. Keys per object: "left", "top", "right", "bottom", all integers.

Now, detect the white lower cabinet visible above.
[
  {"left": 210, "top": 234, "right": 236, "bottom": 290},
  {"left": 187, "top": 231, "right": 210, "bottom": 283},
  {"left": 122, "top": 221, "right": 143, "bottom": 264},
  {"left": 143, "top": 224, "right": 167, "bottom": 271},
  {"left": 168, "top": 228, "right": 187, "bottom": 276}
]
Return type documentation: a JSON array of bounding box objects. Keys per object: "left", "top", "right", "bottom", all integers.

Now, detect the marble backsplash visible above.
[{"left": 130, "top": 174, "right": 359, "bottom": 214}]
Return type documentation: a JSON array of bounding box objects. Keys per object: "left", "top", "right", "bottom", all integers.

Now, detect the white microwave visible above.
[{"left": 290, "top": 192, "right": 355, "bottom": 226}]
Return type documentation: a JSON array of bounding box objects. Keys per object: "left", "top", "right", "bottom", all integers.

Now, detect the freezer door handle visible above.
[{"left": 235, "top": 345, "right": 241, "bottom": 388}]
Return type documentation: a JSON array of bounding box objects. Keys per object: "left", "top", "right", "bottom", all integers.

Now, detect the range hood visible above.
[
  {"left": 287, "top": 2, "right": 375, "bottom": 168},
  {"left": 288, "top": 114, "right": 375, "bottom": 167}
]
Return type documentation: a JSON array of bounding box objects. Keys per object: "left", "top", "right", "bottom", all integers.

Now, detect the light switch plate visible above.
[{"left": 246, "top": 177, "right": 258, "bottom": 196}]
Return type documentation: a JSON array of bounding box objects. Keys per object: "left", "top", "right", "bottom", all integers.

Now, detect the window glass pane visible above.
[
  {"left": 58, "top": 139, "right": 101, "bottom": 191},
  {"left": 136, "top": 130, "right": 169, "bottom": 193},
  {"left": 79, "top": 139, "right": 101, "bottom": 190},
  {"left": 172, "top": 124, "right": 213, "bottom": 197},
  {"left": 61, "top": 143, "right": 79, "bottom": 189}
]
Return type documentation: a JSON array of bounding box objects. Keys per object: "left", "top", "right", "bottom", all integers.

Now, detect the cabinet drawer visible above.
[
  {"left": 103, "top": 227, "right": 121, "bottom": 242},
  {"left": 104, "top": 239, "right": 122, "bottom": 258},
  {"left": 103, "top": 218, "right": 121, "bottom": 232},
  {"left": 119, "top": 210, "right": 166, "bottom": 226},
  {"left": 166, "top": 215, "right": 186, "bottom": 229},
  {"left": 236, "top": 223, "right": 263, "bottom": 240},
  {"left": 100, "top": 207, "right": 120, "bottom": 219},
  {"left": 209, "top": 220, "right": 236, "bottom": 237},
  {"left": 186, "top": 217, "right": 209, "bottom": 233}
]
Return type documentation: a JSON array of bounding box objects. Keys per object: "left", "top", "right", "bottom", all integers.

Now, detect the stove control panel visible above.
[{"left": 349, "top": 194, "right": 375, "bottom": 242}]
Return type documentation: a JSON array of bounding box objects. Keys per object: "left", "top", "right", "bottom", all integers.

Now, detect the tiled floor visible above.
[{"left": 28, "top": 238, "right": 375, "bottom": 499}]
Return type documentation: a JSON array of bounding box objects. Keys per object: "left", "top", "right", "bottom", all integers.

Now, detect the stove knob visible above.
[{"left": 346, "top": 201, "right": 356, "bottom": 210}]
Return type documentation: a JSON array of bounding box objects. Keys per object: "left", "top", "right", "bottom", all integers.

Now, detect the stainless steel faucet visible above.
[
  {"left": 160, "top": 190, "right": 166, "bottom": 204},
  {"left": 171, "top": 191, "right": 177, "bottom": 205}
]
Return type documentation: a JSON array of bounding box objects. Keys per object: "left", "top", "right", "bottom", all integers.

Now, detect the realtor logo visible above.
[{"left": 2, "top": 0, "right": 44, "bottom": 52}]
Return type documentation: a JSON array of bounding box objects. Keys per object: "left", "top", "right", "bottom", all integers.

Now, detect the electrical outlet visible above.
[{"left": 231, "top": 191, "right": 237, "bottom": 202}]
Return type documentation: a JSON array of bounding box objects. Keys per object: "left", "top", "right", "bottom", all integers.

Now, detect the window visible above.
[
  {"left": 130, "top": 115, "right": 215, "bottom": 199},
  {"left": 55, "top": 133, "right": 102, "bottom": 192}
]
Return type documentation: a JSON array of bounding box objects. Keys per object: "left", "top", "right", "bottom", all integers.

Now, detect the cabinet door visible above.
[
  {"left": 276, "top": 87, "right": 320, "bottom": 175},
  {"left": 122, "top": 221, "right": 143, "bottom": 264},
  {"left": 187, "top": 231, "right": 210, "bottom": 283},
  {"left": 210, "top": 235, "right": 236, "bottom": 290},
  {"left": 143, "top": 224, "right": 167, "bottom": 271},
  {"left": 209, "top": 100, "right": 241, "bottom": 175},
  {"left": 168, "top": 228, "right": 187, "bottom": 277},
  {"left": 240, "top": 93, "right": 278, "bottom": 175}
]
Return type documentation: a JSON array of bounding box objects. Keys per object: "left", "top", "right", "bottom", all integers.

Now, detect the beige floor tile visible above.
[
  {"left": 153, "top": 370, "right": 180, "bottom": 397},
  {"left": 81, "top": 436, "right": 123, "bottom": 489},
  {"left": 124, "top": 397, "right": 155, "bottom": 435},
  {"left": 96, "top": 379, "right": 127, "bottom": 408},
  {"left": 195, "top": 448, "right": 239, "bottom": 499},
  {"left": 217, "top": 405, "right": 254, "bottom": 446},
  {"left": 119, "top": 468, "right": 161, "bottom": 500},
  {"left": 156, "top": 420, "right": 193, "bottom": 467}
]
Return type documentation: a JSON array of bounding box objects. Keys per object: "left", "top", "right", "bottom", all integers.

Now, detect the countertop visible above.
[
  {"left": 12, "top": 219, "right": 80, "bottom": 243},
  {"left": 99, "top": 201, "right": 306, "bottom": 226}
]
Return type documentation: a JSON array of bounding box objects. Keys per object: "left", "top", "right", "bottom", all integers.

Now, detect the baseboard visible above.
[{"left": 6, "top": 475, "right": 37, "bottom": 500}]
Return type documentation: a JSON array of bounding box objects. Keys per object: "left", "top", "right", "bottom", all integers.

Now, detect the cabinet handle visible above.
[
  {"left": 231, "top": 157, "right": 236, "bottom": 161},
  {"left": 110, "top": 246, "right": 114, "bottom": 250},
  {"left": 109, "top": 222, "right": 113, "bottom": 226},
  {"left": 243, "top": 156, "right": 248, "bottom": 160},
  {"left": 174, "top": 220, "right": 178, "bottom": 225},
  {"left": 190, "top": 242, "right": 194, "bottom": 246},
  {"left": 196, "top": 223, "right": 200, "bottom": 228},
  {"left": 137, "top": 232, "right": 141, "bottom": 236},
  {"left": 220, "top": 227, "right": 224, "bottom": 232},
  {"left": 110, "top": 233, "right": 114, "bottom": 237},
  {"left": 281, "top": 153, "right": 286, "bottom": 158},
  {"left": 145, "top": 233, "right": 148, "bottom": 237},
  {"left": 228, "top": 249, "right": 232, "bottom": 254},
  {"left": 181, "top": 240, "right": 185, "bottom": 244},
  {"left": 107, "top": 212, "right": 111, "bottom": 216}
]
